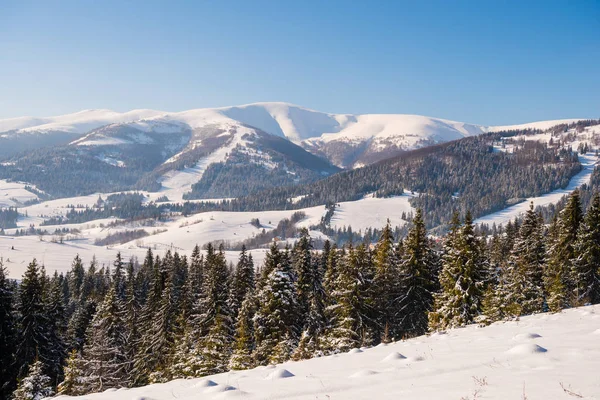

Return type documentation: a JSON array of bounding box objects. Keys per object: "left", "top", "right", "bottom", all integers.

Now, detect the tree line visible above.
[{"left": 1, "top": 191, "right": 599, "bottom": 399}]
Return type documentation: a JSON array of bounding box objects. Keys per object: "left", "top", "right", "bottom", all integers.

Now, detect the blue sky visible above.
[{"left": 0, "top": 0, "right": 598, "bottom": 124}]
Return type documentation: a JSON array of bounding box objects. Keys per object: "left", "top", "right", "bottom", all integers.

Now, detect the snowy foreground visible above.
[{"left": 55, "top": 305, "right": 600, "bottom": 400}]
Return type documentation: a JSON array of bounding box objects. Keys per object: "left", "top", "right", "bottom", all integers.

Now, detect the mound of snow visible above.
[
  {"left": 506, "top": 343, "right": 548, "bottom": 355},
  {"left": 265, "top": 368, "right": 295, "bottom": 379},
  {"left": 348, "top": 348, "right": 363, "bottom": 354},
  {"left": 381, "top": 352, "right": 407, "bottom": 362},
  {"left": 349, "top": 369, "right": 379, "bottom": 378},
  {"left": 193, "top": 379, "right": 219, "bottom": 388},
  {"left": 513, "top": 333, "right": 542, "bottom": 341},
  {"left": 204, "top": 384, "right": 237, "bottom": 393}
]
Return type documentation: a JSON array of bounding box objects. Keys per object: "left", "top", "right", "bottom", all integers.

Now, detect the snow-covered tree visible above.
[
  {"left": 504, "top": 203, "right": 546, "bottom": 315},
  {"left": 12, "top": 360, "right": 54, "bottom": 400},
  {"left": 0, "top": 260, "right": 17, "bottom": 398},
  {"left": 372, "top": 221, "right": 401, "bottom": 341},
  {"left": 57, "top": 350, "right": 85, "bottom": 396},
  {"left": 228, "top": 245, "right": 255, "bottom": 321},
  {"left": 545, "top": 191, "right": 583, "bottom": 311},
  {"left": 229, "top": 292, "right": 256, "bottom": 370},
  {"left": 79, "top": 285, "right": 128, "bottom": 392},
  {"left": 253, "top": 242, "right": 298, "bottom": 365},
  {"left": 397, "top": 209, "right": 438, "bottom": 338},
  {"left": 573, "top": 193, "right": 600, "bottom": 305},
  {"left": 429, "top": 212, "right": 488, "bottom": 330}
]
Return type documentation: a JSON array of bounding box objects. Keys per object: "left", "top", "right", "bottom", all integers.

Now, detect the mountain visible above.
[{"left": 0, "top": 103, "right": 586, "bottom": 199}]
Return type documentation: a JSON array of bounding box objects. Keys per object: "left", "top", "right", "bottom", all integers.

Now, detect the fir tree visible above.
[
  {"left": 12, "top": 360, "right": 54, "bottom": 400},
  {"left": 573, "top": 193, "right": 600, "bottom": 305},
  {"left": 15, "top": 260, "right": 51, "bottom": 381},
  {"left": 545, "top": 191, "right": 583, "bottom": 310},
  {"left": 504, "top": 203, "right": 546, "bottom": 315},
  {"left": 229, "top": 292, "right": 256, "bottom": 370},
  {"left": 0, "top": 260, "right": 17, "bottom": 398},
  {"left": 397, "top": 209, "right": 438, "bottom": 338},
  {"left": 57, "top": 350, "right": 84, "bottom": 396},
  {"left": 253, "top": 242, "right": 298, "bottom": 365},
  {"left": 228, "top": 245, "right": 255, "bottom": 321},
  {"left": 429, "top": 212, "right": 487, "bottom": 330},
  {"left": 79, "top": 285, "right": 128, "bottom": 392},
  {"left": 372, "top": 221, "right": 401, "bottom": 341},
  {"left": 324, "top": 245, "right": 371, "bottom": 352}
]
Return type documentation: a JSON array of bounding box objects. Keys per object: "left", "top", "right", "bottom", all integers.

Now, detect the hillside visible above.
[{"left": 53, "top": 305, "right": 600, "bottom": 400}]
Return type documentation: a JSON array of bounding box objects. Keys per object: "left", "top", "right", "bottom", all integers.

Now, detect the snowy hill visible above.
[
  {"left": 52, "top": 305, "right": 600, "bottom": 400},
  {"left": 0, "top": 102, "right": 585, "bottom": 168}
]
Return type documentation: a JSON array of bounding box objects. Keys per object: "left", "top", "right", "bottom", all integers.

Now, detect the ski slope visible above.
[
  {"left": 475, "top": 154, "right": 598, "bottom": 227},
  {"left": 53, "top": 305, "right": 600, "bottom": 400}
]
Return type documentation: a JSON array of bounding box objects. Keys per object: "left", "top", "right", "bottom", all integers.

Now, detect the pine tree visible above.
[
  {"left": 429, "top": 212, "right": 487, "bottom": 330},
  {"left": 187, "top": 244, "right": 232, "bottom": 376},
  {"left": 397, "top": 209, "right": 438, "bottom": 338},
  {"left": 15, "top": 260, "right": 51, "bottom": 381},
  {"left": 79, "top": 285, "right": 128, "bottom": 392},
  {"left": 228, "top": 245, "right": 255, "bottom": 321},
  {"left": 293, "top": 228, "right": 315, "bottom": 324},
  {"left": 44, "top": 274, "right": 67, "bottom": 384},
  {"left": 573, "top": 193, "right": 600, "bottom": 305},
  {"left": 57, "top": 350, "right": 84, "bottom": 396},
  {"left": 253, "top": 242, "right": 298, "bottom": 365},
  {"left": 545, "top": 191, "right": 583, "bottom": 311},
  {"left": 504, "top": 203, "right": 546, "bottom": 315},
  {"left": 323, "top": 244, "right": 372, "bottom": 352},
  {"left": 229, "top": 293, "right": 256, "bottom": 370},
  {"left": 372, "top": 221, "right": 401, "bottom": 341},
  {"left": 0, "top": 260, "right": 17, "bottom": 398},
  {"left": 12, "top": 360, "right": 54, "bottom": 400}
]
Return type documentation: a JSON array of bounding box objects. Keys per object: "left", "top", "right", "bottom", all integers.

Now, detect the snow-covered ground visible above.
[
  {"left": 475, "top": 154, "right": 598, "bottom": 227},
  {"left": 1, "top": 192, "right": 418, "bottom": 279},
  {"left": 54, "top": 305, "right": 600, "bottom": 400},
  {"left": 330, "top": 191, "right": 415, "bottom": 231},
  {"left": 0, "top": 179, "right": 39, "bottom": 208}
]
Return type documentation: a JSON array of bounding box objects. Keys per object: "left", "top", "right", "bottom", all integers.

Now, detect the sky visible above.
[{"left": 0, "top": 0, "right": 598, "bottom": 124}]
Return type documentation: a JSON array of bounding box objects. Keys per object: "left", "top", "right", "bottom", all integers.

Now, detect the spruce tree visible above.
[
  {"left": 573, "top": 193, "right": 600, "bottom": 305},
  {"left": 545, "top": 190, "right": 583, "bottom": 310},
  {"left": 12, "top": 360, "right": 54, "bottom": 400},
  {"left": 57, "top": 350, "right": 84, "bottom": 396},
  {"left": 79, "top": 285, "right": 128, "bottom": 392},
  {"left": 397, "top": 209, "right": 437, "bottom": 338},
  {"left": 372, "top": 222, "right": 401, "bottom": 341},
  {"left": 429, "top": 212, "right": 487, "bottom": 330},
  {"left": 228, "top": 245, "right": 255, "bottom": 321},
  {"left": 0, "top": 260, "right": 17, "bottom": 398},
  {"left": 504, "top": 203, "right": 546, "bottom": 315},
  {"left": 229, "top": 293, "right": 256, "bottom": 370},
  {"left": 253, "top": 241, "right": 298, "bottom": 365},
  {"left": 188, "top": 244, "right": 232, "bottom": 376},
  {"left": 324, "top": 244, "right": 372, "bottom": 352},
  {"left": 15, "top": 260, "right": 51, "bottom": 381}
]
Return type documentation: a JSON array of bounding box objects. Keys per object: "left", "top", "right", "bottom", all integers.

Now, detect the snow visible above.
[
  {"left": 53, "top": 304, "right": 600, "bottom": 399},
  {"left": 0, "top": 109, "right": 163, "bottom": 135},
  {"left": 0, "top": 180, "right": 39, "bottom": 207},
  {"left": 0, "top": 102, "right": 584, "bottom": 147},
  {"left": 475, "top": 154, "right": 598, "bottom": 227},
  {"left": 158, "top": 124, "right": 249, "bottom": 202},
  {"left": 329, "top": 191, "right": 416, "bottom": 231}
]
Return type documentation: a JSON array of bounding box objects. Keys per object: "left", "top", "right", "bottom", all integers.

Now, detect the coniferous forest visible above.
[{"left": 1, "top": 191, "right": 600, "bottom": 399}]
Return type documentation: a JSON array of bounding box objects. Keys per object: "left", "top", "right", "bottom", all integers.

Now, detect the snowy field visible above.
[
  {"left": 476, "top": 154, "right": 598, "bottom": 227},
  {"left": 0, "top": 179, "right": 39, "bottom": 208},
  {"left": 54, "top": 305, "right": 600, "bottom": 400},
  {"left": 1, "top": 193, "right": 417, "bottom": 279}
]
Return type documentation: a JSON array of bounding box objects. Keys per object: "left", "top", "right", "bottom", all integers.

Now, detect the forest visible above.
[{"left": 1, "top": 189, "right": 599, "bottom": 399}]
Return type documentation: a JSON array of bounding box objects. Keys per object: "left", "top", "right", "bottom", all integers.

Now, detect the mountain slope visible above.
[
  {"left": 54, "top": 305, "right": 600, "bottom": 400},
  {"left": 0, "top": 102, "right": 585, "bottom": 167}
]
